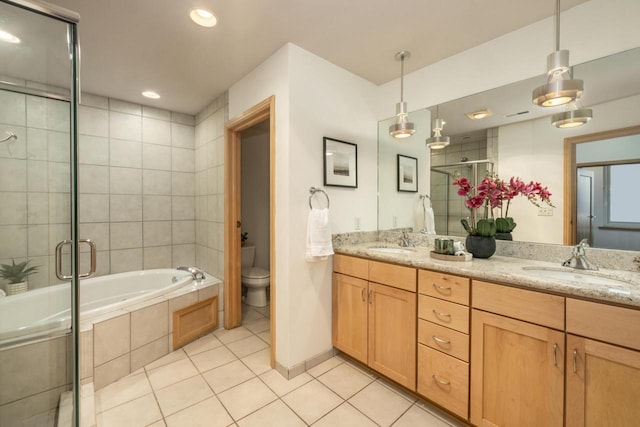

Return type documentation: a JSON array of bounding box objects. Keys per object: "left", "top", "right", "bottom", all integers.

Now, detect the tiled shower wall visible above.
[
  {"left": 78, "top": 94, "right": 197, "bottom": 277},
  {"left": 194, "top": 93, "right": 228, "bottom": 280}
]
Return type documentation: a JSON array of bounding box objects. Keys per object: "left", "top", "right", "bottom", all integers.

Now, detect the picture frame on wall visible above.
[
  {"left": 323, "top": 137, "right": 358, "bottom": 188},
  {"left": 397, "top": 154, "right": 418, "bottom": 192}
]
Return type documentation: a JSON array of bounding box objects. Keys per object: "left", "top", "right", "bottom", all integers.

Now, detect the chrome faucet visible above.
[
  {"left": 399, "top": 231, "right": 415, "bottom": 247},
  {"left": 562, "top": 239, "right": 598, "bottom": 271},
  {"left": 177, "top": 266, "right": 206, "bottom": 282}
]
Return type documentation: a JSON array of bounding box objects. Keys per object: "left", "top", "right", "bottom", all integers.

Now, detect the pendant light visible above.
[
  {"left": 552, "top": 100, "right": 592, "bottom": 128},
  {"left": 532, "top": 0, "right": 583, "bottom": 107},
  {"left": 389, "top": 51, "right": 416, "bottom": 138},
  {"left": 426, "top": 106, "right": 450, "bottom": 150}
]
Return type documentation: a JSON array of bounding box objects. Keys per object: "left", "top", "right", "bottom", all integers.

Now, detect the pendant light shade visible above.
[
  {"left": 532, "top": 0, "right": 584, "bottom": 107},
  {"left": 426, "top": 107, "right": 450, "bottom": 150},
  {"left": 389, "top": 51, "right": 416, "bottom": 139},
  {"left": 552, "top": 100, "right": 592, "bottom": 128}
]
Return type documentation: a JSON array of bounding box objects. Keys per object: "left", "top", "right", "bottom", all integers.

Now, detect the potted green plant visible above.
[
  {"left": 241, "top": 231, "right": 249, "bottom": 246},
  {"left": 0, "top": 259, "right": 38, "bottom": 295}
]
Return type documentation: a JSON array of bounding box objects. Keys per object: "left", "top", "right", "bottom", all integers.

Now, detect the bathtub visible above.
[{"left": 0, "top": 269, "right": 196, "bottom": 348}]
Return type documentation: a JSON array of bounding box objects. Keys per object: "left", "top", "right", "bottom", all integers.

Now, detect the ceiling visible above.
[{"left": 5, "top": 0, "right": 588, "bottom": 115}]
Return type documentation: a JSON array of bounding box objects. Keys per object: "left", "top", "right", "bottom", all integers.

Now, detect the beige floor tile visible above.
[
  {"left": 237, "top": 399, "right": 306, "bottom": 427},
  {"left": 147, "top": 421, "right": 166, "bottom": 427},
  {"left": 348, "top": 381, "right": 413, "bottom": 427},
  {"left": 253, "top": 305, "right": 270, "bottom": 317},
  {"left": 227, "top": 335, "right": 269, "bottom": 358},
  {"left": 282, "top": 379, "right": 342, "bottom": 425},
  {"left": 391, "top": 404, "right": 452, "bottom": 427},
  {"left": 317, "top": 362, "right": 375, "bottom": 399},
  {"left": 202, "top": 360, "right": 255, "bottom": 394},
  {"left": 312, "top": 402, "right": 378, "bottom": 427},
  {"left": 155, "top": 375, "right": 214, "bottom": 417},
  {"left": 257, "top": 331, "right": 270, "bottom": 345},
  {"left": 306, "top": 357, "right": 343, "bottom": 378},
  {"left": 241, "top": 348, "right": 271, "bottom": 375},
  {"left": 214, "top": 326, "right": 253, "bottom": 344},
  {"left": 243, "top": 317, "right": 270, "bottom": 334},
  {"left": 217, "top": 377, "right": 277, "bottom": 420},
  {"left": 414, "top": 400, "right": 467, "bottom": 427},
  {"left": 190, "top": 345, "right": 237, "bottom": 373},
  {"left": 96, "top": 393, "right": 162, "bottom": 427},
  {"left": 95, "top": 371, "right": 152, "bottom": 413},
  {"left": 147, "top": 358, "right": 199, "bottom": 391},
  {"left": 376, "top": 377, "right": 417, "bottom": 403},
  {"left": 144, "top": 349, "right": 187, "bottom": 371},
  {"left": 183, "top": 333, "right": 223, "bottom": 356},
  {"left": 259, "top": 370, "right": 313, "bottom": 397},
  {"left": 241, "top": 307, "right": 265, "bottom": 322},
  {"left": 164, "top": 396, "right": 233, "bottom": 427}
]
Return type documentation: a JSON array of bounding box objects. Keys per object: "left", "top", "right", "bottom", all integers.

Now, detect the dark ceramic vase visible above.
[
  {"left": 465, "top": 235, "right": 496, "bottom": 259},
  {"left": 495, "top": 232, "right": 513, "bottom": 241}
]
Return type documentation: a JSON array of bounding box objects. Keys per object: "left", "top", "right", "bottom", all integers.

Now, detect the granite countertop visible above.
[{"left": 335, "top": 243, "right": 640, "bottom": 309}]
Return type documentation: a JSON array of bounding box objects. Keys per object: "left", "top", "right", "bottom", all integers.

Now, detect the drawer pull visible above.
[
  {"left": 573, "top": 349, "right": 578, "bottom": 373},
  {"left": 432, "top": 309, "right": 451, "bottom": 322},
  {"left": 432, "top": 335, "right": 451, "bottom": 348},
  {"left": 432, "top": 374, "right": 450, "bottom": 386},
  {"left": 361, "top": 288, "right": 365, "bottom": 302},
  {"left": 553, "top": 343, "right": 558, "bottom": 366},
  {"left": 432, "top": 283, "right": 452, "bottom": 295},
  {"left": 368, "top": 289, "right": 372, "bottom": 305}
]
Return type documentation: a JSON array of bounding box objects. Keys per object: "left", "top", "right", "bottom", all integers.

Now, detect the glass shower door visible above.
[{"left": 0, "top": 1, "right": 80, "bottom": 426}]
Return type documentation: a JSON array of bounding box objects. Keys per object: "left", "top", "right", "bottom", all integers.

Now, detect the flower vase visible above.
[
  {"left": 6, "top": 281, "right": 28, "bottom": 295},
  {"left": 465, "top": 235, "right": 496, "bottom": 259},
  {"left": 495, "top": 232, "right": 513, "bottom": 241}
]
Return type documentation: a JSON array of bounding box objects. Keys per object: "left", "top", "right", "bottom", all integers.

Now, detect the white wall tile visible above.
[
  {"left": 143, "top": 195, "right": 172, "bottom": 221},
  {"left": 110, "top": 222, "right": 143, "bottom": 250},
  {"left": 172, "top": 172, "right": 195, "bottom": 196},
  {"left": 172, "top": 196, "right": 195, "bottom": 220},
  {"left": 79, "top": 135, "right": 109, "bottom": 165},
  {"left": 27, "top": 193, "right": 49, "bottom": 224},
  {"left": 172, "top": 220, "right": 195, "bottom": 245},
  {"left": 171, "top": 112, "right": 195, "bottom": 126},
  {"left": 110, "top": 167, "right": 142, "bottom": 195},
  {"left": 0, "top": 90, "right": 26, "bottom": 126},
  {"left": 143, "top": 106, "right": 171, "bottom": 121},
  {"left": 110, "top": 139, "right": 142, "bottom": 168},
  {"left": 79, "top": 106, "right": 109, "bottom": 137},
  {"left": 0, "top": 226, "right": 27, "bottom": 258},
  {"left": 143, "top": 118, "right": 171, "bottom": 146},
  {"left": 80, "top": 93, "right": 109, "bottom": 109},
  {"left": 79, "top": 194, "right": 110, "bottom": 223},
  {"left": 109, "top": 99, "right": 141, "bottom": 116},
  {"left": 143, "top": 170, "right": 171, "bottom": 195},
  {"left": 48, "top": 193, "right": 70, "bottom": 224},
  {"left": 143, "top": 143, "right": 171, "bottom": 170},
  {"left": 143, "top": 246, "right": 172, "bottom": 269},
  {"left": 171, "top": 123, "right": 195, "bottom": 148},
  {"left": 27, "top": 224, "right": 49, "bottom": 256},
  {"left": 143, "top": 221, "right": 172, "bottom": 247},
  {"left": 0, "top": 126, "right": 26, "bottom": 159},
  {"left": 26, "top": 128, "right": 48, "bottom": 161},
  {"left": 171, "top": 147, "right": 194, "bottom": 172},
  {"left": 94, "top": 314, "right": 130, "bottom": 366},
  {"left": 27, "top": 160, "right": 48, "bottom": 192},
  {"left": 0, "top": 159, "right": 27, "bottom": 191},
  {"left": 0, "top": 192, "right": 27, "bottom": 225},
  {"left": 79, "top": 164, "right": 109, "bottom": 194},
  {"left": 79, "top": 222, "right": 110, "bottom": 251},
  {"left": 47, "top": 131, "right": 70, "bottom": 163},
  {"left": 172, "top": 244, "right": 195, "bottom": 267},
  {"left": 111, "top": 248, "right": 143, "bottom": 273},
  {"left": 110, "top": 195, "right": 142, "bottom": 222},
  {"left": 131, "top": 302, "right": 168, "bottom": 349},
  {"left": 48, "top": 223, "right": 70, "bottom": 253},
  {"left": 48, "top": 162, "right": 70, "bottom": 193},
  {"left": 110, "top": 112, "right": 142, "bottom": 141}
]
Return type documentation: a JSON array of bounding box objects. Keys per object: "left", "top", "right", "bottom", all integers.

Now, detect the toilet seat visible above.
[
  {"left": 241, "top": 267, "right": 270, "bottom": 280},
  {"left": 241, "top": 267, "right": 270, "bottom": 307}
]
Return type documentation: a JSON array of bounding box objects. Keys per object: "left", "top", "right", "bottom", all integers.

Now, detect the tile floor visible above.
[{"left": 84, "top": 304, "right": 466, "bottom": 427}]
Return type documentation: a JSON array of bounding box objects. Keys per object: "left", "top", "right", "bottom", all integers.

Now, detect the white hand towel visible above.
[
  {"left": 424, "top": 206, "right": 437, "bottom": 235},
  {"left": 306, "top": 208, "right": 334, "bottom": 262}
]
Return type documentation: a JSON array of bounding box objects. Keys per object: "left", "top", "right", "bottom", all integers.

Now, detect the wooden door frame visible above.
[
  {"left": 224, "top": 96, "right": 276, "bottom": 367},
  {"left": 563, "top": 124, "right": 640, "bottom": 245}
]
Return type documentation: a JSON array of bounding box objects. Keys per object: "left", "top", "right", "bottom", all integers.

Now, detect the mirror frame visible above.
[{"left": 563, "top": 124, "right": 640, "bottom": 245}]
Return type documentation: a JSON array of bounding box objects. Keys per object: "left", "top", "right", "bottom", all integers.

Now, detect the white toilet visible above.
[{"left": 241, "top": 245, "right": 270, "bottom": 307}]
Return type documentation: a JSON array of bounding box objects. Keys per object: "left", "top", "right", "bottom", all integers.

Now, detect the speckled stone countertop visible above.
[{"left": 335, "top": 243, "right": 640, "bottom": 309}]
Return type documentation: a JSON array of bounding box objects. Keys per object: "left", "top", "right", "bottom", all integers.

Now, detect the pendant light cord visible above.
[
  {"left": 555, "top": 0, "right": 561, "bottom": 52},
  {"left": 400, "top": 55, "right": 405, "bottom": 103}
]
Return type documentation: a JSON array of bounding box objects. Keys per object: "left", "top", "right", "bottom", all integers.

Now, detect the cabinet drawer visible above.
[
  {"left": 333, "top": 254, "right": 368, "bottom": 279},
  {"left": 472, "top": 280, "right": 565, "bottom": 330},
  {"left": 419, "top": 295, "right": 469, "bottom": 334},
  {"left": 418, "top": 319, "right": 469, "bottom": 362},
  {"left": 369, "top": 260, "right": 416, "bottom": 292},
  {"left": 417, "top": 344, "right": 469, "bottom": 419},
  {"left": 567, "top": 298, "right": 640, "bottom": 351},
  {"left": 418, "top": 270, "right": 470, "bottom": 305}
]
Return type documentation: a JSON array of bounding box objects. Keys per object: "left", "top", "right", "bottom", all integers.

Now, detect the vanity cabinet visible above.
[
  {"left": 470, "top": 280, "right": 565, "bottom": 427},
  {"left": 565, "top": 299, "right": 640, "bottom": 427},
  {"left": 416, "top": 270, "right": 470, "bottom": 419},
  {"left": 332, "top": 254, "right": 417, "bottom": 390}
]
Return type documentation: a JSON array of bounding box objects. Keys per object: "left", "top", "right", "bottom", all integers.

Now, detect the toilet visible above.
[{"left": 241, "top": 245, "right": 270, "bottom": 307}]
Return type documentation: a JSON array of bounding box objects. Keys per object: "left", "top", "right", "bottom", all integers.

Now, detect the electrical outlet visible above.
[
  {"left": 538, "top": 207, "right": 553, "bottom": 216},
  {"left": 354, "top": 217, "right": 361, "bottom": 230}
]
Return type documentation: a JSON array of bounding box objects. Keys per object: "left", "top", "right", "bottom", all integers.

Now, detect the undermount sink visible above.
[
  {"left": 367, "top": 247, "right": 415, "bottom": 255},
  {"left": 521, "top": 267, "right": 631, "bottom": 287}
]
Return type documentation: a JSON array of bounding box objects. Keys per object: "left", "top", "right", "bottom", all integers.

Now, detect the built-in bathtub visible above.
[{"left": 0, "top": 269, "right": 222, "bottom": 426}]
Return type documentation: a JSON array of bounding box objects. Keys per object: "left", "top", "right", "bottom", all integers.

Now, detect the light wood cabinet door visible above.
[
  {"left": 470, "top": 309, "right": 564, "bottom": 427},
  {"left": 332, "top": 273, "right": 368, "bottom": 364},
  {"left": 566, "top": 334, "right": 640, "bottom": 427},
  {"left": 368, "top": 282, "right": 417, "bottom": 390}
]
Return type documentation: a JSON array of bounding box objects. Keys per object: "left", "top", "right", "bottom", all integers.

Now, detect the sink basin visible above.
[
  {"left": 367, "top": 247, "right": 415, "bottom": 255},
  {"left": 521, "top": 267, "right": 631, "bottom": 287}
]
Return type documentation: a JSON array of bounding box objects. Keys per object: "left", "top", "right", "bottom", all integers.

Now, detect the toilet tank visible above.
[{"left": 241, "top": 246, "right": 255, "bottom": 267}]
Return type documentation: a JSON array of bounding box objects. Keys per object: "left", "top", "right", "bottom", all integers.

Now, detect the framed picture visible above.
[
  {"left": 323, "top": 137, "right": 358, "bottom": 188},
  {"left": 397, "top": 154, "right": 418, "bottom": 192}
]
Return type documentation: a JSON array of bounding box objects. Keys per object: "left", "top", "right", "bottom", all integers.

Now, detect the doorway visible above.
[
  {"left": 224, "top": 96, "right": 276, "bottom": 367},
  {"left": 576, "top": 169, "right": 595, "bottom": 244}
]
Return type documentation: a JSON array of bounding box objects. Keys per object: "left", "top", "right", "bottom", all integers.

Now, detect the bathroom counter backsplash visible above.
[{"left": 333, "top": 242, "right": 640, "bottom": 309}]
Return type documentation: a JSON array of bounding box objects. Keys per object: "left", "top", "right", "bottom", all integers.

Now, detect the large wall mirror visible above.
[{"left": 377, "top": 47, "right": 640, "bottom": 251}]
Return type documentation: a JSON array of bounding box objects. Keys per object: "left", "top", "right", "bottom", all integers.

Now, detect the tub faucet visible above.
[
  {"left": 399, "top": 231, "right": 415, "bottom": 247},
  {"left": 562, "top": 239, "right": 598, "bottom": 271},
  {"left": 177, "top": 266, "right": 206, "bottom": 282}
]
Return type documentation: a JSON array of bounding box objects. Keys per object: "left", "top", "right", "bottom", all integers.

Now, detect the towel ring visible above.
[
  {"left": 309, "top": 186, "right": 330, "bottom": 209},
  {"left": 420, "top": 194, "right": 432, "bottom": 208}
]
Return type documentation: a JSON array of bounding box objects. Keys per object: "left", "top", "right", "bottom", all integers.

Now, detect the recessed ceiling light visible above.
[
  {"left": 0, "top": 30, "right": 20, "bottom": 44},
  {"left": 465, "top": 109, "right": 493, "bottom": 120},
  {"left": 189, "top": 8, "right": 217, "bottom": 27},
  {"left": 142, "top": 90, "right": 160, "bottom": 99}
]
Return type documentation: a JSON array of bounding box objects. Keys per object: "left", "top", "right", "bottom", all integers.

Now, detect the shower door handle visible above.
[{"left": 55, "top": 239, "right": 97, "bottom": 280}]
